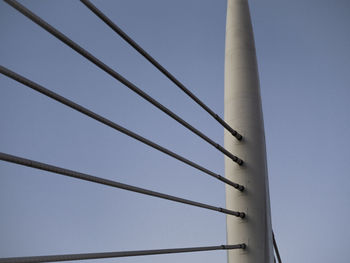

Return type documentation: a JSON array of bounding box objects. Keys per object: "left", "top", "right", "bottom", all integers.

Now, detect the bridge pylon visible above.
[{"left": 224, "top": 1, "right": 273, "bottom": 262}]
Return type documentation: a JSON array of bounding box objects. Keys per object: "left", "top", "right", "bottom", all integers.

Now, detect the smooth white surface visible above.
[{"left": 224, "top": 1, "right": 273, "bottom": 262}]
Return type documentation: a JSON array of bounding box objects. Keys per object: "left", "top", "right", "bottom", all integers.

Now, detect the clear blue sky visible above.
[{"left": 1, "top": 0, "right": 350, "bottom": 262}]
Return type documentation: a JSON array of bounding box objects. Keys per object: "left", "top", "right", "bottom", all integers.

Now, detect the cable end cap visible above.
[
  {"left": 239, "top": 212, "right": 246, "bottom": 219},
  {"left": 240, "top": 243, "right": 247, "bottom": 249},
  {"left": 238, "top": 185, "right": 245, "bottom": 192},
  {"left": 236, "top": 158, "right": 244, "bottom": 165},
  {"left": 235, "top": 133, "right": 243, "bottom": 141}
]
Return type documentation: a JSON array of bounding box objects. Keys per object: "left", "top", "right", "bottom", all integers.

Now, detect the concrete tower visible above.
[{"left": 224, "top": 1, "right": 273, "bottom": 263}]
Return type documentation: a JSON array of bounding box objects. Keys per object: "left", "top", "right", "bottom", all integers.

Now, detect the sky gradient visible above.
[{"left": 1, "top": 0, "right": 350, "bottom": 262}]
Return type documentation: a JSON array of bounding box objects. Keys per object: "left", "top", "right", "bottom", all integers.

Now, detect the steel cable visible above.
[
  {"left": 0, "top": 65, "right": 244, "bottom": 191},
  {"left": 273, "top": 232, "right": 282, "bottom": 263},
  {"left": 0, "top": 244, "right": 246, "bottom": 263},
  {"left": 3, "top": 0, "right": 243, "bottom": 166},
  {"left": 80, "top": 0, "right": 243, "bottom": 141},
  {"left": 0, "top": 152, "right": 245, "bottom": 218}
]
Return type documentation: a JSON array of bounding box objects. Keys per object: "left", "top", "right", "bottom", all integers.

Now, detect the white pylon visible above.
[{"left": 224, "top": 1, "right": 273, "bottom": 263}]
